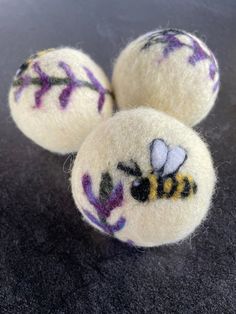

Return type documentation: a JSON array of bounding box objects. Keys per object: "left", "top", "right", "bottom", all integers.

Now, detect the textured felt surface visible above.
[
  {"left": 71, "top": 109, "right": 216, "bottom": 247},
  {"left": 112, "top": 28, "right": 220, "bottom": 126},
  {"left": 9, "top": 47, "right": 113, "bottom": 154},
  {"left": 0, "top": 0, "right": 235, "bottom": 313}
]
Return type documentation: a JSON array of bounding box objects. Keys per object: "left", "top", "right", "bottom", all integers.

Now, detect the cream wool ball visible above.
[
  {"left": 9, "top": 47, "right": 114, "bottom": 154},
  {"left": 112, "top": 29, "right": 220, "bottom": 126},
  {"left": 71, "top": 108, "right": 216, "bottom": 247}
]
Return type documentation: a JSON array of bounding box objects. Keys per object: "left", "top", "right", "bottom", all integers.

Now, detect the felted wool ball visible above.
[
  {"left": 71, "top": 108, "right": 216, "bottom": 247},
  {"left": 9, "top": 47, "right": 114, "bottom": 154},
  {"left": 112, "top": 29, "right": 220, "bottom": 126}
]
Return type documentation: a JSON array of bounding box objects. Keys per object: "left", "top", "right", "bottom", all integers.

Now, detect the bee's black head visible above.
[
  {"left": 117, "top": 160, "right": 150, "bottom": 202},
  {"left": 131, "top": 178, "right": 150, "bottom": 202}
]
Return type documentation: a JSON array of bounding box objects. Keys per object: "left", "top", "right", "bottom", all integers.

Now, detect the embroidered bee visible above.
[{"left": 117, "top": 139, "right": 197, "bottom": 202}]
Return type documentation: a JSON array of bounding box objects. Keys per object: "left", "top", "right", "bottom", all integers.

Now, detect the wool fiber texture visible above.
[
  {"left": 9, "top": 47, "right": 114, "bottom": 154},
  {"left": 112, "top": 29, "right": 220, "bottom": 126},
  {"left": 71, "top": 108, "right": 216, "bottom": 247}
]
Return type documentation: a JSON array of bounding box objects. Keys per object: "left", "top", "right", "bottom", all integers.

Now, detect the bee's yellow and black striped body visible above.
[
  {"left": 130, "top": 173, "right": 197, "bottom": 202},
  {"left": 117, "top": 138, "right": 198, "bottom": 203},
  {"left": 148, "top": 173, "right": 197, "bottom": 201}
]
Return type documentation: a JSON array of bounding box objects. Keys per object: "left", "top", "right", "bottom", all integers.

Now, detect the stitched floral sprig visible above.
[
  {"left": 13, "top": 61, "right": 113, "bottom": 111},
  {"left": 82, "top": 172, "right": 125, "bottom": 235},
  {"left": 141, "top": 29, "right": 219, "bottom": 92}
]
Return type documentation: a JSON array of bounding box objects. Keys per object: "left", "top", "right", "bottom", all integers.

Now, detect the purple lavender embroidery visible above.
[
  {"left": 33, "top": 62, "right": 52, "bottom": 108},
  {"left": 13, "top": 61, "right": 112, "bottom": 111},
  {"left": 188, "top": 41, "right": 219, "bottom": 93},
  {"left": 82, "top": 173, "right": 125, "bottom": 235},
  {"left": 188, "top": 39, "right": 208, "bottom": 65},
  {"left": 58, "top": 61, "right": 82, "bottom": 108},
  {"left": 83, "top": 67, "right": 106, "bottom": 112},
  {"left": 141, "top": 29, "right": 219, "bottom": 92},
  {"left": 209, "top": 62, "right": 217, "bottom": 80},
  {"left": 162, "top": 34, "right": 186, "bottom": 59},
  {"left": 14, "top": 75, "right": 31, "bottom": 102},
  {"left": 83, "top": 209, "right": 125, "bottom": 234}
]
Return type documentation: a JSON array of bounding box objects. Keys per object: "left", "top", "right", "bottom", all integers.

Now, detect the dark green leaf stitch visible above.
[{"left": 99, "top": 172, "right": 114, "bottom": 203}]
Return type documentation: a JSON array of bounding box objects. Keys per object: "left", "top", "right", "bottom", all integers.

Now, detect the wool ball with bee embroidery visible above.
[
  {"left": 9, "top": 47, "right": 114, "bottom": 154},
  {"left": 112, "top": 29, "right": 220, "bottom": 126},
  {"left": 71, "top": 108, "right": 216, "bottom": 247}
]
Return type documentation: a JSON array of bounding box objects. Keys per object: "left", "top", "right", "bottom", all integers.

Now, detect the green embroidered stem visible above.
[{"left": 13, "top": 77, "right": 113, "bottom": 96}]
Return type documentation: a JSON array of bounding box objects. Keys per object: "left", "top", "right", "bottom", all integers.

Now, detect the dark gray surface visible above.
[{"left": 0, "top": 1, "right": 235, "bottom": 313}]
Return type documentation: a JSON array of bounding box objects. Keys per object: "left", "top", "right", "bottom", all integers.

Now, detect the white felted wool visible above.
[
  {"left": 71, "top": 108, "right": 216, "bottom": 247},
  {"left": 9, "top": 47, "right": 114, "bottom": 154},
  {"left": 112, "top": 29, "right": 220, "bottom": 126}
]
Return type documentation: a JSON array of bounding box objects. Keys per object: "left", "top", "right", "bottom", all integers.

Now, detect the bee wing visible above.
[
  {"left": 150, "top": 139, "right": 168, "bottom": 172},
  {"left": 162, "top": 146, "right": 187, "bottom": 177}
]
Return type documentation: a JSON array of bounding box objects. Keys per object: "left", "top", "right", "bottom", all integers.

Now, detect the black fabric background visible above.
[{"left": 0, "top": 1, "right": 235, "bottom": 313}]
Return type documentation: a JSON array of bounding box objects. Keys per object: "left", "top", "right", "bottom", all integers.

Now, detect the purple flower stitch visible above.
[
  {"left": 141, "top": 29, "right": 219, "bottom": 92},
  {"left": 81, "top": 172, "right": 125, "bottom": 235},
  {"left": 14, "top": 75, "right": 31, "bottom": 102},
  {"left": 33, "top": 62, "right": 52, "bottom": 108},
  {"left": 83, "top": 66, "right": 106, "bottom": 112},
  {"left": 58, "top": 61, "right": 82, "bottom": 108},
  {"left": 13, "top": 61, "right": 112, "bottom": 111}
]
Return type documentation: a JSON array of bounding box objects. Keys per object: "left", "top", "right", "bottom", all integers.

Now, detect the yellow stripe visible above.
[
  {"left": 163, "top": 177, "right": 173, "bottom": 195},
  {"left": 188, "top": 175, "right": 193, "bottom": 183},
  {"left": 188, "top": 175, "right": 193, "bottom": 196},
  {"left": 173, "top": 173, "right": 185, "bottom": 200},
  {"left": 148, "top": 174, "right": 158, "bottom": 201}
]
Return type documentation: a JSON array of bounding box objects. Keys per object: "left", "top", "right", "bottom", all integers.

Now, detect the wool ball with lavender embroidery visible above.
[
  {"left": 9, "top": 47, "right": 114, "bottom": 154},
  {"left": 71, "top": 108, "right": 216, "bottom": 247},
  {"left": 112, "top": 29, "right": 220, "bottom": 126}
]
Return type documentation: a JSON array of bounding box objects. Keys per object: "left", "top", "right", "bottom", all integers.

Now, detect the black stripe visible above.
[
  {"left": 157, "top": 176, "right": 164, "bottom": 198},
  {"left": 165, "top": 175, "right": 178, "bottom": 198},
  {"left": 181, "top": 177, "right": 191, "bottom": 198},
  {"left": 192, "top": 182, "right": 198, "bottom": 194}
]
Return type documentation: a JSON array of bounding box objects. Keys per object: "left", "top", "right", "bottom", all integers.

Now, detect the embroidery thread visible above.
[
  {"left": 117, "top": 139, "right": 197, "bottom": 203},
  {"left": 13, "top": 61, "right": 112, "bottom": 111},
  {"left": 15, "top": 48, "right": 55, "bottom": 78},
  {"left": 141, "top": 29, "right": 219, "bottom": 92},
  {"left": 82, "top": 172, "right": 125, "bottom": 235}
]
